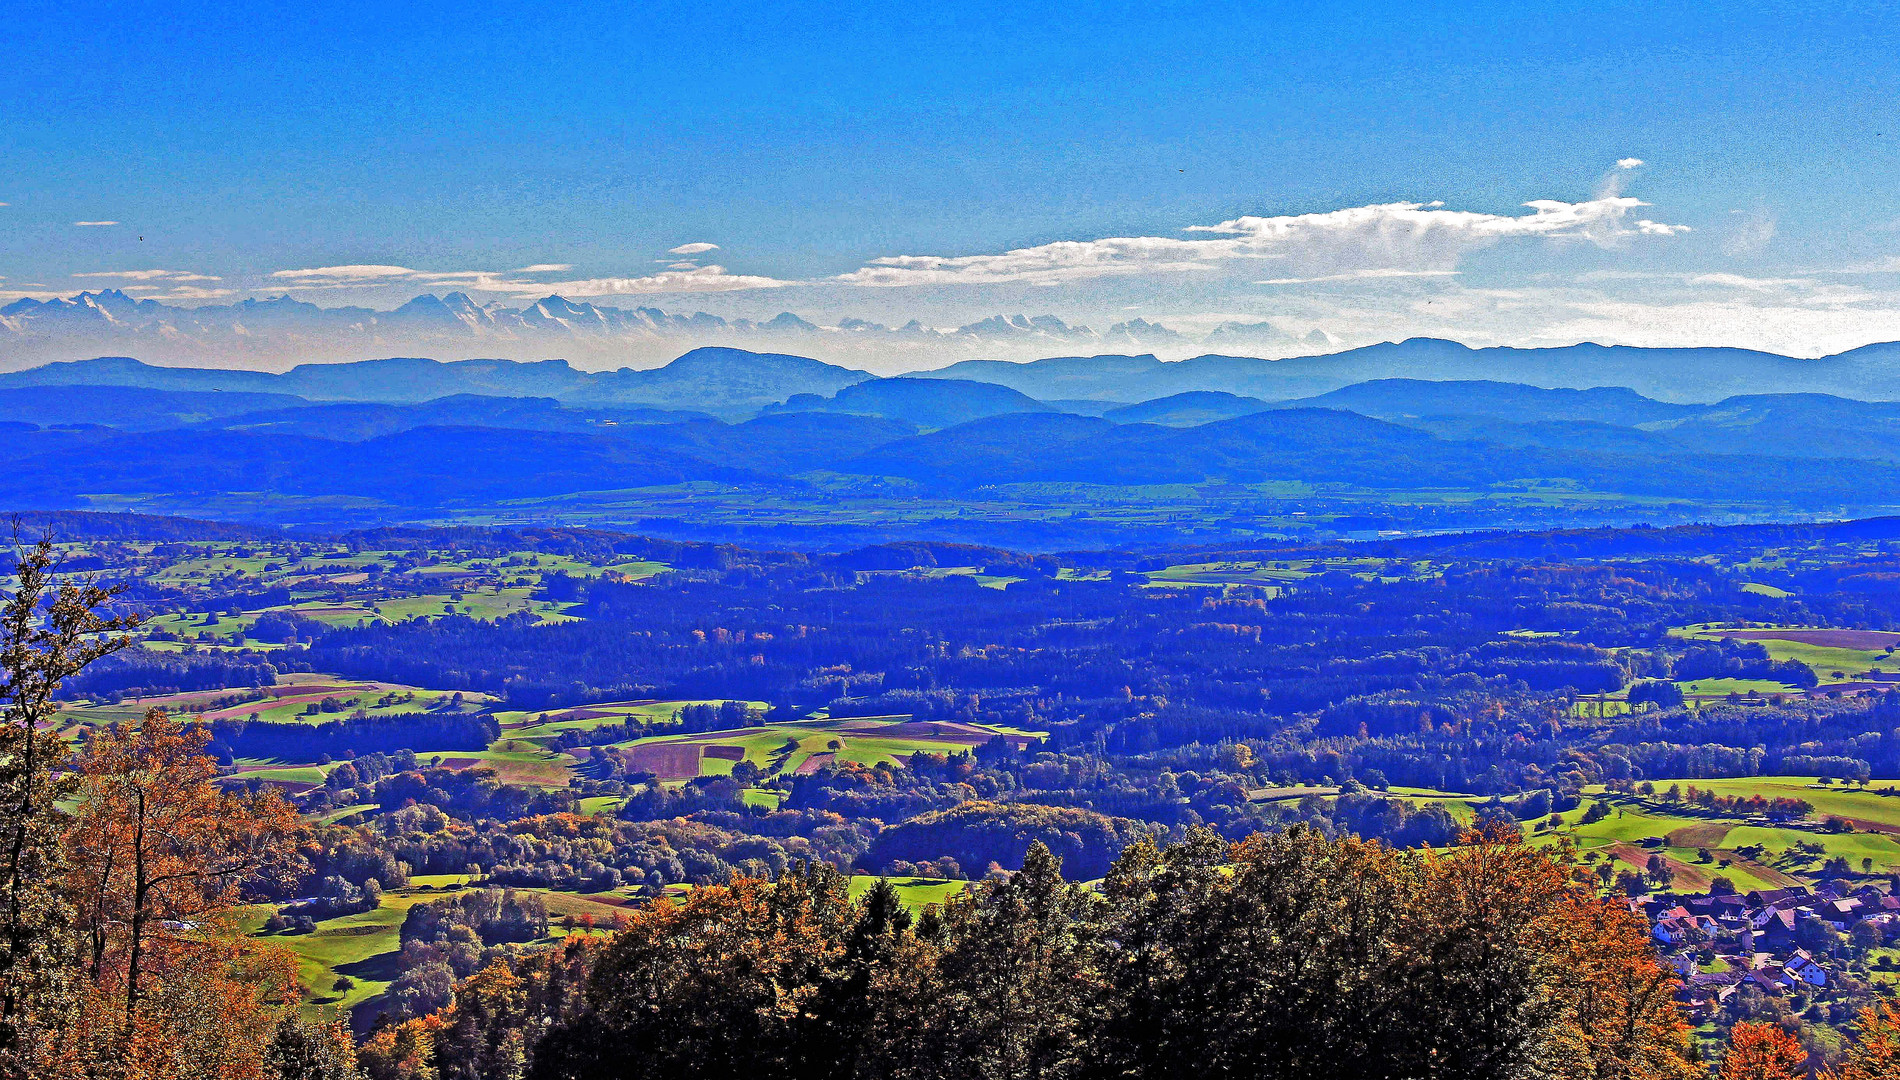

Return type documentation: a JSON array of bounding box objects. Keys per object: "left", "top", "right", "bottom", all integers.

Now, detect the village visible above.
[{"left": 1643, "top": 878, "right": 1900, "bottom": 1024}]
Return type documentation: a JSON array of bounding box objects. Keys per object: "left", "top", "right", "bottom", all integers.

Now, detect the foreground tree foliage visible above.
[
  {"left": 367, "top": 825, "right": 1697, "bottom": 1080},
  {"left": 1827, "top": 1000, "right": 1900, "bottom": 1080},
  {"left": 57, "top": 709, "right": 306, "bottom": 1074},
  {"left": 1719, "top": 1022, "right": 1808, "bottom": 1080},
  {"left": 0, "top": 532, "right": 331, "bottom": 1079},
  {"left": 0, "top": 534, "right": 137, "bottom": 1071}
]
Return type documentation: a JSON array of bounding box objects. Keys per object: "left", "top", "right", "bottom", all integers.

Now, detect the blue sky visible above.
[{"left": 6, "top": 0, "right": 1900, "bottom": 358}]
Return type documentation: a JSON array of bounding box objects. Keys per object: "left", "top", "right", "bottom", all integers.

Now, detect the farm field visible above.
[
  {"left": 1243, "top": 777, "right": 1900, "bottom": 893},
  {"left": 1144, "top": 560, "right": 1309, "bottom": 589},
  {"left": 1248, "top": 784, "right": 1490, "bottom": 826},
  {"left": 847, "top": 875, "right": 972, "bottom": 911},
  {"left": 416, "top": 744, "right": 578, "bottom": 787},
  {"left": 1673, "top": 623, "right": 1900, "bottom": 686},
  {"left": 497, "top": 699, "right": 771, "bottom": 742},
  {"left": 99, "top": 540, "right": 672, "bottom": 659},
  {"left": 1562, "top": 777, "right": 1900, "bottom": 891},
  {"left": 588, "top": 714, "right": 1043, "bottom": 782},
  {"left": 913, "top": 566, "right": 1025, "bottom": 589},
  {"left": 56, "top": 673, "right": 493, "bottom": 732},
  {"left": 1142, "top": 556, "right": 1435, "bottom": 590},
  {"left": 238, "top": 874, "right": 632, "bottom": 1026}
]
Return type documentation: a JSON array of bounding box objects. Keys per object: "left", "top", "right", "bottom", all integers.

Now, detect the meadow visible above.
[
  {"left": 580, "top": 713, "right": 1043, "bottom": 783},
  {"left": 1249, "top": 776, "right": 1900, "bottom": 895},
  {"left": 1673, "top": 623, "right": 1900, "bottom": 687},
  {"left": 236, "top": 873, "right": 632, "bottom": 1026},
  {"left": 1562, "top": 777, "right": 1900, "bottom": 892}
]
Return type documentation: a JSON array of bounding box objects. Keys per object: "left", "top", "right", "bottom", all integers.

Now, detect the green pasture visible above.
[
  {"left": 1562, "top": 779, "right": 1900, "bottom": 888},
  {"left": 1249, "top": 785, "right": 1489, "bottom": 827},
  {"left": 174, "top": 681, "right": 488, "bottom": 728},
  {"left": 416, "top": 745, "right": 578, "bottom": 788},
  {"left": 915, "top": 566, "right": 1024, "bottom": 589},
  {"left": 1145, "top": 560, "right": 1310, "bottom": 588},
  {"left": 847, "top": 875, "right": 972, "bottom": 911},
  {"left": 52, "top": 678, "right": 480, "bottom": 734},
  {"left": 1674, "top": 623, "right": 1900, "bottom": 684},
  {"left": 603, "top": 559, "right": 668, "bottom": 580},
  {"left": 577, "top": 795, "right": 627, "bottom": 816},
  {"left": 1675, "top": 677, "right": 1802, "bottom": 699},
  {"left": 228, "top": 760, "right": 342, "bottom": 786},
  {"left": 501, "top": 699, "right": 769, "bottom": 742},
  {"left": 609, "top": 714, "right": 1040, "bottom": 779},
  {"left": 1643, "top": 776, "right": 1900, "bottom": 823},
  {"left": 241, "top": 875, "right": 632, "bottom": 1022}
]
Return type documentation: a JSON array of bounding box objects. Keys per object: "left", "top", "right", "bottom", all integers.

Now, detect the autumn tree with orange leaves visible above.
[
  {"left": 361, "top": 822, "right": 1698, "bottom": 1080},
  {"left": 1831, "top": 1000, "right": 1900, "bottom": 1080},
  {"left": 49, "top": 709, "right": 339, "bottom": 1079},
  {"left": 0, "top": 532, "right": 137, "bottom": 1076},
  {"left": 1721, "top": 1021, "right": 1809, "bottom": 1080},
  {"left": 0, "top": 528, "right": 337, "bottom": 1079},
  {"left": 64, "top": 709, "right": 302, "bottom": 1027}
]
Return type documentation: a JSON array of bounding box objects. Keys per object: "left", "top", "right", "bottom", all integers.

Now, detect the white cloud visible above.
[
  {"left": 1839, "top": 256, "right": 1900, "bottom": 273},
  {"left": 1616, "top": 158, "right": 1645, "bottom": 169},
  {"left": 72, "top": 269, "right": 223, "bottom": 283},
  {"left": 840, "top": 191, "right": 1687, "bottom": 288},
  {"left": 266, "top": 262, "right": 788, "bottom": 296},
  {"left": 669, "top": 242, "right": 720, "bottom": 255},
  {"left": 1256, "top": 269, "right": 1461, "bottom": 286},
  {"left": 513, "top": 263, "right": 572, "bottom": 273},
  {"left": 1722, "top": 208, "right": 1778, "bottom": 256},
  {"left": 522, "top": 266, "right": 789, "bottom": 297},
  {"left": 270, "top": 264, "right": 421, "bottom": 282},
  {"left": 121, "top": 284, "right": 235, "bottom": 301},
  {"left": 73, "top": 221, "right": 119, "bottom": 227}
]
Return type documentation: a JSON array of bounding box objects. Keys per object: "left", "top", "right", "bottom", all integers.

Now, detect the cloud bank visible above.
[{"left": 837, "top": 194, "right": 1688, "bottom": 288}]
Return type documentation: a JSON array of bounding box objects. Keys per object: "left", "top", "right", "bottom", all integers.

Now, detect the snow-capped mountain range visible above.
[{"left": 0, "top": 290, "right": 1333, "bottom": 372}]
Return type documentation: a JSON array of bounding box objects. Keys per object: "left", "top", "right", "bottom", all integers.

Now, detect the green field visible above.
[
  {"left": 1562, "top": 777, "right": 1900, "bottom": 891},
  {"left": 1674, "top": 623, "right": 1900, "bottom": 686},
  {"left": 58, "top": 675, "right": 494, "bottom": 733},
  {"left": 594, "top": 714, "right": 1043, "bottom": 782},
  {"left": 240, "top": 875, "right": 632, "bottom": 1023},
  {"left": 847, "top": 875, "right": 972, "bottom": 911},
  {"left": 499, "top": 699, "right": 771, "bottom": 743},
  {"left": 113, "top": 541, "right": 677, "bottom": 659}
]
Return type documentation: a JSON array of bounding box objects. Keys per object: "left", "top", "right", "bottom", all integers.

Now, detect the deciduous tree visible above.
[
  {"left": 0, "top": 531, "right": 136, "bottom": 1074},
  {"left": 1721, "top": 1021, "right": 1808, "bottom": 1080},
  {"left": 1832, "top": 1000, "right": 1900, "bottom": 1080},
  {"left": 63, "top": 709, "right": 303, "bottom": 1067}
]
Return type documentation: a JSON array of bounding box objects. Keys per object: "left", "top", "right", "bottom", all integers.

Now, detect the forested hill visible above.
[{"left": 11, "top": 365, "right": 1900, "bottom": 543}]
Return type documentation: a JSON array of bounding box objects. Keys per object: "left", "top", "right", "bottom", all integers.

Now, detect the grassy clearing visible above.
[
  {"left": 500, "top": 699, "right": 770, "bottom": 742},
  {"left": 242, "top": 877, "right": 633, "bottom": 1024},
  {"left": 1674, "top": 677, "right": 1803, "bottom": 699},
  {"left": 1674, "top": 623, "right": 1900, "bottom": 685},
  {"left": 61, "top": 676, "right": 493, "bottom": 731},
  {"left": 915, "top": 566, "right": 1024, "bottom": 590},
  {"left": 604, "top": 715, "right": 1042, "bottom": 780},
  {"left": 1563, "top": 779, "right": 1900, "bottom": 887},
  {"left": 847, "top": 875, "right": 972, "bottom": 911}
]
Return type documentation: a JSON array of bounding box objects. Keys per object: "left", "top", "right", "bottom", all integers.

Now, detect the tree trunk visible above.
[{"left": 125, "top": 787, "right": 147, "bottom": 1028}]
